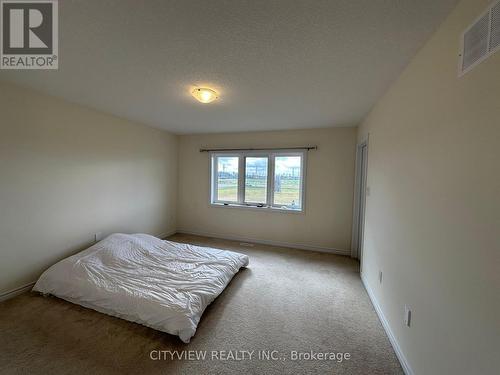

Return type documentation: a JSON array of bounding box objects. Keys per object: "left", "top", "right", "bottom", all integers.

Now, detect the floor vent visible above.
[
  {"left": 459, "top": 0, "right": 500, "bottom": 76},
  {"left": 239, "top": 242, "right": 255, "bottom": 247}
]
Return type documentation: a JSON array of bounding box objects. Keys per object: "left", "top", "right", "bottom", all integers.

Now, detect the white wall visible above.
[
  {"left": 357, "top": 0, "right": 500, "bottom": 373},
  {"left": 177, "top": 128, "right": 357, "bottom": 252},
  {"left": 0, "top": 81, "right": 178, "bottom": 295}
]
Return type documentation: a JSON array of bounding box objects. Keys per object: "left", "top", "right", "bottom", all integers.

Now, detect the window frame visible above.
[
  {"left": 243, "top": 154, "right": 271, "bottom": 205},
  {"left": 209, "top": 150, "right": 307, "bottom": 213},
  {"left": 211, "top": 153, "right": 241, "bottom": 205},
  {"left": 271, "top": 152, "right": 305, "bottom": 210}
]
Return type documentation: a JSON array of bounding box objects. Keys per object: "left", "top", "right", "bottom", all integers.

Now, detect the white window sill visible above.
[{"left": 210, "top": 202, "right": 304, "bottom": 214}]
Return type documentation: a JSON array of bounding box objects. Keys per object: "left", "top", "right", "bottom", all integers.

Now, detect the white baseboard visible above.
[
  {"left": 158, "top": 229, "right": 177, "bottom": 240},
  {"left": 361, "top": 273, "right": 413, "bottom": 375},
  {"left": 0, "top": 282, "right": 35, "bottom": 303},
  {"left": 175, "top": 229, "right": 350, "bottom": 255},
  {"left": 0, "top": 230, "right": 347, "bottom": 304}
]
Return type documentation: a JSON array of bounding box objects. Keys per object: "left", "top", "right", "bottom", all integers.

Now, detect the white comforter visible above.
[{"left": 33, "top": 233, "right": 249, "bottom": 343}]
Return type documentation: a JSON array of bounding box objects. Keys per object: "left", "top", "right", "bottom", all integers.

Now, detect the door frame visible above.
[{"left": 351, "top": 135, "right": 369, "bottom": 263}]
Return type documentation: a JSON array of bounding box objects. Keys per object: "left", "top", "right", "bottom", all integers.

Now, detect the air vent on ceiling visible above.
[{"left": 459, "top": 0, "right": 500, "bottom": 76}]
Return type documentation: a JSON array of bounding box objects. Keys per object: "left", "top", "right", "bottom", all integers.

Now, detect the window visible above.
[
  {"left": 210, "top": 151, "right": 306, "bottom": 212},
  {"left": 215, "top": 156, "right": 239, "bottom": 202},
  {"left": 273, "top": 155, "right": 302, "bottom": 209},
  {"left": 245, "top": 157, "right": 268, "bottom": 204}
]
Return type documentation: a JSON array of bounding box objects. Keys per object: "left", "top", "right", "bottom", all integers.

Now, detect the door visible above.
[
  {"left": 358, "top": 144, "right": 368, "bottom": 269},
  {"left": 351, "top": 140, "right": 368, "bottom": 270}
]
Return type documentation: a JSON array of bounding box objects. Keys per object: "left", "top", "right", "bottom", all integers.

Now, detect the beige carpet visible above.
[{"left": 0, "top": 234, "right": 403, "bottom": 374}]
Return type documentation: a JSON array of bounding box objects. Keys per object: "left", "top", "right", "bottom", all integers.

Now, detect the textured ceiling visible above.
[{"left": 0, "top": 0, "right": 458, "bottom": 134}]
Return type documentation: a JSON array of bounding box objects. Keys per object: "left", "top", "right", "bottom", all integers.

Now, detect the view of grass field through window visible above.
[
  {"left": 245, "top": 157, "right": 268, "bottom": 203},
  {"left": 274, "top": 156, "right": 301, "bottom": 208},
  {"left": 216, "top": 156, "right": 238, "bottom": 202},
  {"left": 216, "top": 155, "right": 302, "bottom": 209}
]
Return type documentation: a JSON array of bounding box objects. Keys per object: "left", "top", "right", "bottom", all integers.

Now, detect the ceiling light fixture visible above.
[{"left": 191, "top": 87, "right": 218, "bottom": 104}]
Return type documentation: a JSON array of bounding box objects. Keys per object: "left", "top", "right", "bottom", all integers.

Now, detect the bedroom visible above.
[{"left": 0, "top": 1, "right": 499, "bottom": 374}]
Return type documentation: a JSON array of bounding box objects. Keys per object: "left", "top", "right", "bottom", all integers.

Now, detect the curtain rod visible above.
[{"left": 199, "top": 146, "right": 318, "bottom": 152}]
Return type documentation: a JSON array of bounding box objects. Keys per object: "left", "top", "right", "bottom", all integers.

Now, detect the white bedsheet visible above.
[{"left": 33, "top": 233, "right": 249, "bottom": 343}]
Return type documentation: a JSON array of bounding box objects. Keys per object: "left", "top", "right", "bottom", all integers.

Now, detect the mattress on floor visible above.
[{"left": 32, "top": 233, "right": 249, "bottom": 343}]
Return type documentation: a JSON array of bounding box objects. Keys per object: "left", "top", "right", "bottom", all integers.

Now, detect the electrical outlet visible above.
[
  {"left": 94, "top": 232, "right": 103, "bottom": 243},
  {"left": 404, "top": 305, "right": 412, "bottom": 327},
  {"left": 379, "top": 271, "right": 383, "bottom": 284}
]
